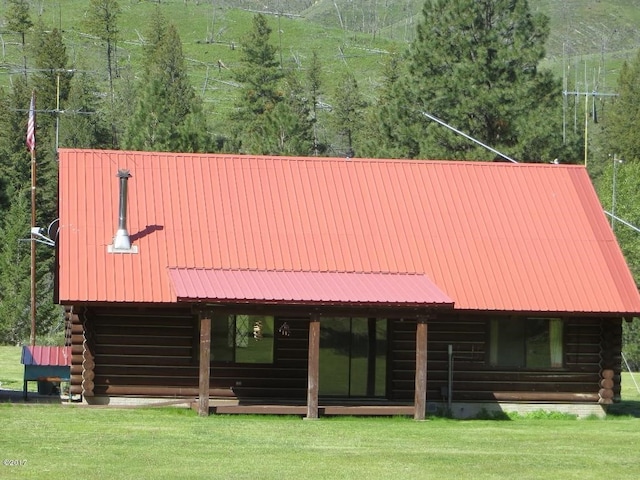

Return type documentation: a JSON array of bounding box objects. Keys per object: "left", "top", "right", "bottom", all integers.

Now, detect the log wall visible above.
[
  {"left": 389, "top": 315, "right": 621, "bottom": 403},
  {"left": 67, "top": 306, "right": 622, "bottom": 403}
]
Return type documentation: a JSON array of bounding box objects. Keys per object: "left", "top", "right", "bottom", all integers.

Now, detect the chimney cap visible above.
[{"left": 117, "top": 169, "right": 131, "bottom": 178}]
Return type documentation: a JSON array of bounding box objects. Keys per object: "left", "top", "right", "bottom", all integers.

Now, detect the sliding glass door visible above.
[{"left": 319, "top": 318, "right": 387, "bottom": 397}]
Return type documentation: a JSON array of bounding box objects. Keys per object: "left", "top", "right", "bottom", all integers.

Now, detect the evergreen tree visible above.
[
  {"left": 360, "top": 53, "right": 414, "bottom": 159},
  {"left": 0, "top": 190, "right": 31, "bottom": 344},
  {"left": 0, "top": 82, "right": 31, "bottom": 211},
  {"left": 5, "top": 0, "right": 33, "bottom": 77},
  {"left": 59, "top": 72, "right": 111, "bottom": 149},
  {"left": 259, "top": 72, "right": 314, "bottom": 156},
  {"left": 229, "top": 14, "right": 284, "bottom": 153},
  {"left": 377, "top": 0, "right": 579, "bottom": 163},
  {"left": 32, "top": 24, "right": 74, "bottom": 121},
  {"left": 31, "top": 23, "right": 70, "bottom": 219},
  {"left": 603, "top": 50, "right": 640, "bottom": 162},
  {"left": 331, "top": 72, "right": 367, "bottom": 157},
  {"left": 307, "top": 50, "right": 324, "bottom": 155},
  {"left": 86, "top": 0, "right": 121, "bottom": 97},
  {"left": 124, "top": 11, "right": 209, "bottom": 152},
  {"left": 595, "top": 159, "right": 640, "bottom": 370}
]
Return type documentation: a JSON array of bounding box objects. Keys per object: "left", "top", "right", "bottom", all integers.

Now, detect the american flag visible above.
[{"left": 26, "top": 92, "right": 35, "bottom": 153}]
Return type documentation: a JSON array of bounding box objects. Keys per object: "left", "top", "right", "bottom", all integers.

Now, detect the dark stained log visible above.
[
  {"left": 95, "top": 334, "right": 194, "bottom": 346},
  {"left": 71, "top": 323, "right": 84, "bottom": 334},
  {"left": 306, "top": 315, "right": 320, "bottom": 420},
  {"left": 96, "top": 354, "right": 194, "bottom": 367},
  {"left": 71, "top": 345, "right": 84, "bottom": 355},
  {"left": 414, "top": 318, "right": 428, "bottom": 421},
  {"left": 68, "top": 305, "right": 620, "bottom": 407},
  {"left": 198, "top": 315, "right": 212, "bottom": 417},
  {"left": 215, "top": 405, "right": 308, "bottom": 415},
  {"left": 95, "top": 385, "right": 234, "bottom": 397},
  {"left": 95, "top": 345, "right": 193, "bottom": 357},
  {"left": 69, "top": 385, "right": 83, "bottom": 395},
  {"left": 492, "top": 392, "right": 599, "bottom": 401}
]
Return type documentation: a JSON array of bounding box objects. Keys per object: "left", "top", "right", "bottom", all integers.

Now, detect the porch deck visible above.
[{"left": 203, "top": 398, "right": 416, "bottom": 416}]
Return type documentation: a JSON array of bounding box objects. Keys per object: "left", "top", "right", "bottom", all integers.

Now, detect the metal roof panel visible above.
[
  {"left": 21, "top": 346, "right": 71, "bottom": 367},
  {"left": 57, "top": 150, "right": 640, "bottom": 314},
  {"left": 168, "top": 268, "right": 454, "bottom": 306}
]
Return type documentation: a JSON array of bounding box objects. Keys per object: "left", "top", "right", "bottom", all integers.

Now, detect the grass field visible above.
[{"left": 1, "top": 346, "right": 640, "bottom": 479}]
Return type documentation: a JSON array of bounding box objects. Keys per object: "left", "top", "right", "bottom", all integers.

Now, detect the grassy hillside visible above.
[{"left": 2, "top": 0, "right": 639, "bottom": 114}]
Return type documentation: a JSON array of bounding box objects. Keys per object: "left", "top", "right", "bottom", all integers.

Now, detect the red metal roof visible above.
[
  {"left": 21, "top": 346, "right": 71, "bottom": 367},
  {"left": 57, "top": 149, "right": 640, "bottom": 314},
  {"left": 168, "top": 268, "right": 454, "bottom": 306}
]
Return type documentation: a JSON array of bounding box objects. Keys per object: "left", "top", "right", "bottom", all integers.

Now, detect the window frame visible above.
[
  {"left": 488, "top": 317, "right": 564, "bottom": 369},
  {"left": 209, "top": 314, "right": 276, "bottom": 365}
]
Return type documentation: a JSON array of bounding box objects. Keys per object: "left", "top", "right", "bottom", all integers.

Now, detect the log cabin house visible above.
[{"left": 56, "top": 149, "right": 640, "bottom": 418}]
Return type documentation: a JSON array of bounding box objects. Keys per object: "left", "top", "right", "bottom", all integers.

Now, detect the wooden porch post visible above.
[
  {"left": 198, "top": 313, "right": 212, "bottom": 417},
  {"left": 414, "top": 317, "right": 428, "bottom": 421},
  {"left": 306, "top": 314, "right": 320, "bottom": 419}
]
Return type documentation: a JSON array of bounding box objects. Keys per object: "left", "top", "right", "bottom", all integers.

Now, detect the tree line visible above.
[{"left": 0, "top": 0, "right": 638, "bottom": 368}]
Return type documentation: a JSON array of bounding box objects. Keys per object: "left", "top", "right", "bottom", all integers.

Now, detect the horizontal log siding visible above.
[
  {"left": 87, "top": 307, "right": 197, "bottom": 396},
  {"left": 72, "top": 308, "right": 310, "bottom": 399},
  {"left": 389, "top": 315, "right": 618, "bottom": 403},
  {"left": 69, "top": 306, "right": 621, "bottom": 403}
]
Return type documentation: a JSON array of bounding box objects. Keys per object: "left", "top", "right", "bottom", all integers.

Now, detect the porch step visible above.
[{"left": 212, "top": 403, "right": 414, "bottom": 416}]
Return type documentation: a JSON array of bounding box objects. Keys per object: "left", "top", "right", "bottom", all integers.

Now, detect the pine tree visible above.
[
  {"left": 229, "top": 14, "right": 284, "bottom": 153},
  {"left": 259, "top": 72, "right": 314, "bottom": 156},
  {"left": 31, "top": 23, "right": 69, "bottom": 221},
  {"left": 377, "top": 0, "right": 579, "bottom": 163},
  {"left": 307, "top": 50, "right": 323, "bottom": 155},
  {"left": 59, "top": 72, "right": 111, "bottom": 149},
  {"left": 124, "top": 10, "right": 209, "bottom": 152},
  {"left": 0, "top": 81, "right": 32, "bottom": 211},
  {"left": 5, "top": 0, "right": 33, "bottom": 77},
  {"left": 0, "top": 190, "right": 31, "bottom": 344},
  {"left": 86, "top": 0, "right": 121, "bottom": 97},
  {"left": 603, "top": 50, "right": 640, "bottom": 162},
  {"left": 331, "top": 72, "right": 367, "bottom": 157},
  {"left": 32, "top": 23, "right": 74, "bottom": 135}
]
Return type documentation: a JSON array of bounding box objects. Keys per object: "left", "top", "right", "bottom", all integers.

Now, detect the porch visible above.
[{"left": 198, "top": 397, "right": 416, "bottom": 417}]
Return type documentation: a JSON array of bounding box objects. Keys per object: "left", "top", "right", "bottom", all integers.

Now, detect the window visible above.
[
  {"left": 211, "top": 314, "right": 274, "bottom": 364},
  {"left": 319, "top": 317, "right": 387, "bottom": 397},
  {"left": 489, "top": 318, "right": 563, "bottom": 368}
]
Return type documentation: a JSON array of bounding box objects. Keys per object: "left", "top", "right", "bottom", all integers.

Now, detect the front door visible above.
[{"left": 319, "top": 317, "right": 387, "bottom": 397}]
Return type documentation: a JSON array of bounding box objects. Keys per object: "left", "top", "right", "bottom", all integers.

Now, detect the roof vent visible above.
[{"left": 108, "top": 169, "right": 138, "bottom": 254}]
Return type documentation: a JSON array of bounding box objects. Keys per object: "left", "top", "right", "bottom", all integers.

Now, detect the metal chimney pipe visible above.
[{"left": 112, "top": 169, "right": 132, "bottom": 250}]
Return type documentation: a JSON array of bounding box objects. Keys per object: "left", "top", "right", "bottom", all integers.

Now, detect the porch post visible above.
[
  {"left": 414, "top": 317, "right": 428, "bottom": 421},
  {"left": 198, "top": 313, "right": 212, "bottom": 417},
  {"left": 306, "top": 314, "right": 320, "bottom": 419}
]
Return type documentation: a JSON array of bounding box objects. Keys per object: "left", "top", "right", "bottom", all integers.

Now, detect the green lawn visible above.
[
  {"left": 0, "top": 405, "right": 639, "bottom": 479},
  {"left": 1, "top": 345, "right": 639, "bottom": 479}
]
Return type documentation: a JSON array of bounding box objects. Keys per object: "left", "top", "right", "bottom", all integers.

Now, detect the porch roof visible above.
[{"left": 168, "top": 268, "right": 454, "bottom": 307}]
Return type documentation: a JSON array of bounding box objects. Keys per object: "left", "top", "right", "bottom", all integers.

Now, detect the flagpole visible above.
[{"left": 28, "top": 91, "right": 37, "bottom": 347}]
